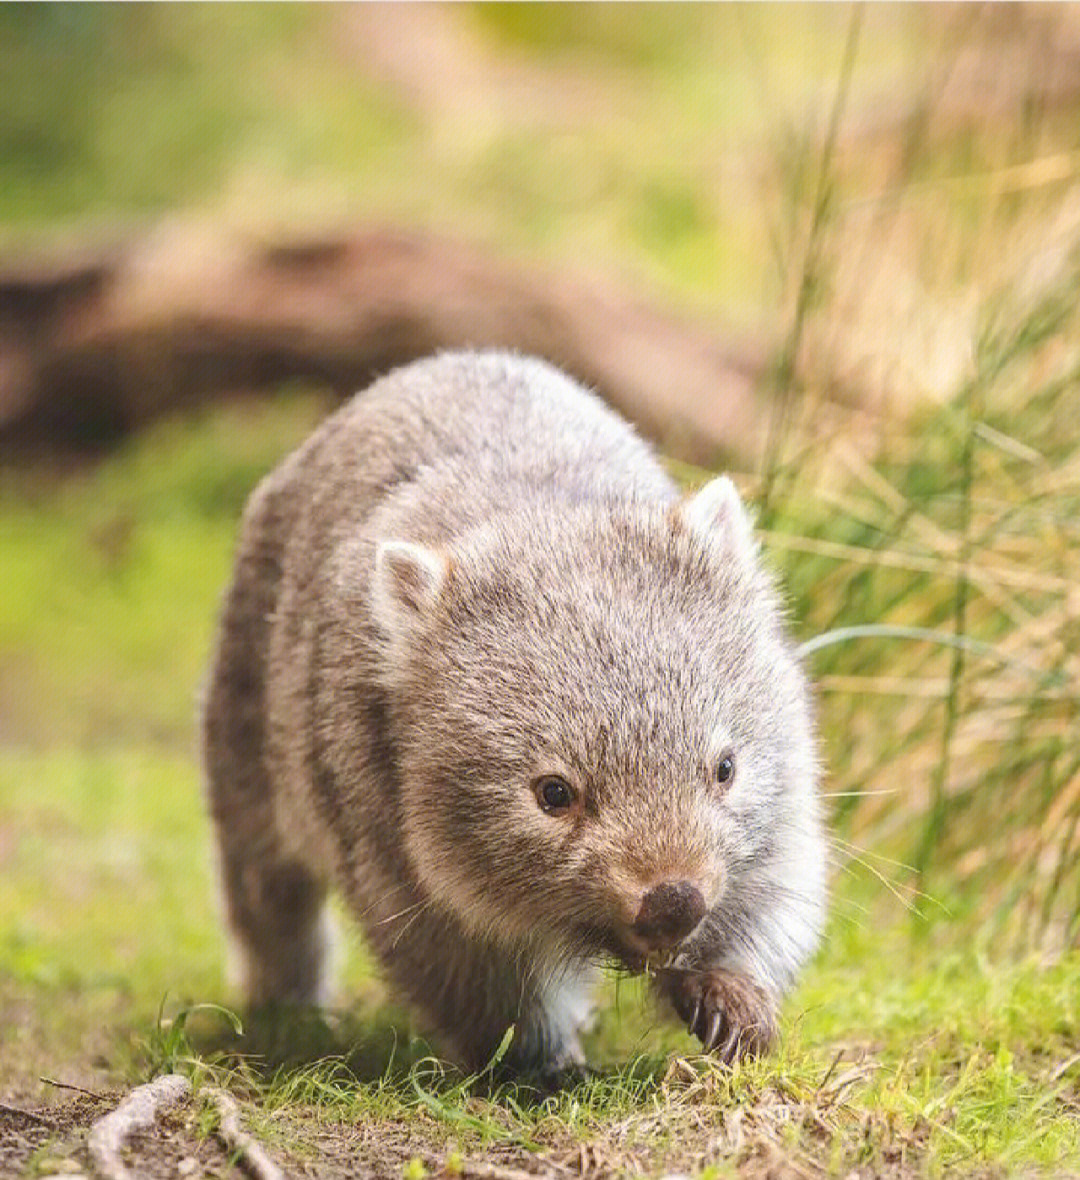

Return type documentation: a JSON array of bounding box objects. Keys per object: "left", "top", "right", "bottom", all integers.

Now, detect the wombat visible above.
[{"left": 203, "top": 351, "right": 825, "bottom": 1074}]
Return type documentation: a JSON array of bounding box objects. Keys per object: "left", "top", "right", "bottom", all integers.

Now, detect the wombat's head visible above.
[{"left": 367, "top": 478, "right": 821, "bottom": 979}]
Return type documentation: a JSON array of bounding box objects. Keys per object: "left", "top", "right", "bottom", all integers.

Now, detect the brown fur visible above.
[{"left": 203, "top": 351, "right": 826, "bottom": 1073}]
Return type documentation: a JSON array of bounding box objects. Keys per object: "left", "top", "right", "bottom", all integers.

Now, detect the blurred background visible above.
[{"left": 2, "top": 0, "right": 1080, "bottom": 1091}]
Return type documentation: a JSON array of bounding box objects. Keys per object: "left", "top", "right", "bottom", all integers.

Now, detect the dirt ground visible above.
[
  {"left": 0, "top": 1089, "right": 588, "bottom": 1180},
  {"left": 0, "top": 1058, "right": 944, "bottom": 1180}
]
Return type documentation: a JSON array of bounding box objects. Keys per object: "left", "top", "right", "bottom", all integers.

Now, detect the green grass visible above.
[
  {"left": 0, "top": 6, "right": 407, "bottom": 227},
  {"left": 0, "top": 393, "right": 333, "bottom": 746}
]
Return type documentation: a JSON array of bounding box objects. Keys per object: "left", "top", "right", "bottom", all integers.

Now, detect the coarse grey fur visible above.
[{"left": 203, "top": 350, "right": 826, "bottom": 1073}]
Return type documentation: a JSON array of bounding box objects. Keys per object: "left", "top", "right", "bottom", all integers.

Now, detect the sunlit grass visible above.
[{"left": 754, "top": 219, "right": 1080, "bottom": 955}]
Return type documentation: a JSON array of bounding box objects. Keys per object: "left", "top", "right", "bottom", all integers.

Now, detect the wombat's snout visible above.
[{"left": 632, "top": 881, "right": 706, "bottom": 950}]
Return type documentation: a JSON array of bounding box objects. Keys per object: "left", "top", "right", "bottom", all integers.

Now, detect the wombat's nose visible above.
[{"left": 632, "top": 881, "right": 706, "bottom": 950}]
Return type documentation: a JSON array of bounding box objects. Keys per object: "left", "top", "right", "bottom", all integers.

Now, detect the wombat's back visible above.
[{"left": 274, "top": 351, "right": 676, "bottom": 547}]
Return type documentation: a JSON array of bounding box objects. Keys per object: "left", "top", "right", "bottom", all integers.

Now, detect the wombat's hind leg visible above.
[
  {"left": 216, "top": 844, "right": 334, "bottom": 1008},
  {"left": 204, "top": 480, "right": 333, "bottom": 1009},
  {"left": 207, "top": 650, "right": 334, "bottom": 1007},
  {"left": 207, "top": 653, "right": 333, "bottom": 1007}
]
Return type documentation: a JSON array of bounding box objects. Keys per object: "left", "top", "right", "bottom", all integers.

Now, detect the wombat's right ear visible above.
[
  {"left": 676, "top": 475, "right": 758, "bottom": 569},
  {"left": 370, "top": 540, "right": 449, "bottom": 652}
]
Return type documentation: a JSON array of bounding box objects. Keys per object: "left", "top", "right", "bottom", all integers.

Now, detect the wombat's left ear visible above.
[
  {"left": 361, "top": 540, "right": 451, "bottom": 684},
  {"left": 371, "top": 540, "right": 448, "bottom": 630},
  {"left": 676, "top": 475, "right": 758, "bottom": 567}
]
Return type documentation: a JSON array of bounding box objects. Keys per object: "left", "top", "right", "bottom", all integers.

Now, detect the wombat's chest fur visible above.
[{"left": 204, "top": 351, "right": 826, "bottom": 1073}]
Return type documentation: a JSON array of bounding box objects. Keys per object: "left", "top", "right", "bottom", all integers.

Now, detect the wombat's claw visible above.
[
  {"left": 660, "top": 967, "right": 778, "bottom": 1064},
  {"left": 717, "top": 1024, "right": 742, "bottom": 1063},
  {"left": 703, "top": 1010, "right": 722, "bottom": 1051}
]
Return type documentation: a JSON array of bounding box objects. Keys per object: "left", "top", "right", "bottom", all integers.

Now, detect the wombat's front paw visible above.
[{"left": 658, "top": 968, "right": 778, "bottom": 1063}]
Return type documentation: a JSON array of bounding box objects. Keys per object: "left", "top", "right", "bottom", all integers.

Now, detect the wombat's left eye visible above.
[
  {"left": 535, "top": 775, "right": 576, "bottom": 814},
  {"left": 715, "top": 752, "right": 736, "bottom": 786}
]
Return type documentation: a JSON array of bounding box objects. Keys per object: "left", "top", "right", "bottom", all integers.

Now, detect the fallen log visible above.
[{"left": 0, "top": 225, "right": 767, "bottom": 468}]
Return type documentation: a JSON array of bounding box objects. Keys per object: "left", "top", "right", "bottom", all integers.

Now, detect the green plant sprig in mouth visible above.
[{"left": 642, "top": 948, "right": 681, "bottom": 976}]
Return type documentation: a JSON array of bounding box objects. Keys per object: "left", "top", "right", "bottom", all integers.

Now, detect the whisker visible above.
[
  {"left": 389, "top": 900, "right": 436, "bottom": 950},
  {"left": 376, "top": 897, "right": 432, "bottom": 927},
  {"left": 354, "top": 880, "right": 416, "bottom": 922},
  {"left": 820, "top": 789, "right": 899, "bottom": 798},
  {"left": 831, "top": 857, "right": 924, "bottom": 917},
  {"left": 830, "top": 834, "right": 920, "bottom": 875},
  {"left": 828, "top": 837, "right": 950, "bottom": 913}
]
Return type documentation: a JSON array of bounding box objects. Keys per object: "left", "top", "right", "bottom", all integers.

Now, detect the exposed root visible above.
[
  {"left": 203, "top": 1087, "right": 286, "bottom": 1180},
  {"left": 460, "top": 1165, "right": 553, "bottom": 1180},
  {"left": 86, "top": 1073, "right": 191, "bottom": 1180},
  {"left": 41, "top": 1075, "right": 107, "bottom": 1099},
  {"left": 0, "top": 1099, "right": 53, "bottom": 1126}
]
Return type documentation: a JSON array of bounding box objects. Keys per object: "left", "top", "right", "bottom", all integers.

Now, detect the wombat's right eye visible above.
[
  {"left": 535, "top": 775, "right": 576, "bottom": 814},
  {"left": 715, "top": 751, "right": 736, "bottom": 786}
]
